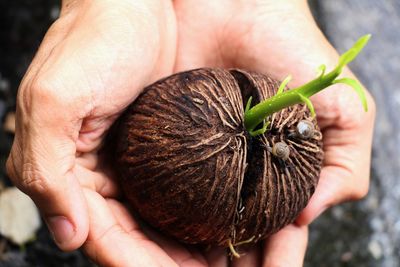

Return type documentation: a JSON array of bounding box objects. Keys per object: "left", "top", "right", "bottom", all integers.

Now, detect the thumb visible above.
[
  {"left": 262, "top": 225, "right": 308, "bottom": 267},
  {"left": 6, "top": 93, "right": 89, "bottom": 251}
]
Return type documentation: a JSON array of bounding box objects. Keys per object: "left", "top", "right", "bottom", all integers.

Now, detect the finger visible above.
[
  {"left": 296, "top": 164, "right": 368, "bottom": 225},
  {"left": 296, "top": 117, "right": 373, "bottom": 226},
  {"left": 83, "top": 189, "right": 178, "bottom": 267},
  {"left": 107, "top": 199, "right": 141, "bottom": 233},
  {"left": 108, "top": 199, "right": 211, "bottom": 267},
  {"left": 6, "top": 76, "right": 92, "bottom": 250},
  {"left": 231, "top": 244, "right": 262, "bottom": 267},
  {"left": 203, "top": 247, "right": 228, "bottom": 267},
  {"left": 74, "top": 164, "right": 120, "bottom": 197},
  {"left": 75, "top": 152, "right": 98, "bottom": 170},
  {"left": 296, "top": 168, "right": 337, "bottom": 225},
  {"left": 262, "top": 225, "right": 308, "bottom": 267},
  {"left": 140, "top": 224, "right": 209, "bottom": 267},
  {"left": 6, "top": 135, "right": 88, "bottom": 251}
]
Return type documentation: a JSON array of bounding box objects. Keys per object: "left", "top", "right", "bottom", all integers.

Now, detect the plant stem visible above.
[{"left": 244, "top": 34, "right": 371, "bottom": 136}]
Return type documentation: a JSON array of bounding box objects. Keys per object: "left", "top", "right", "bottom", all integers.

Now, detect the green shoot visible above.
[
  {"left": 277, "top": 75, "right": 292, "bottom": 94},
  {"left": 244, "top": 34, "right": 371, "bottom": 137},
  {"left": 316, "top": 64, "right": 326, "bottom": 78},
  {"left": 245, "top": 96, "right": 253, "bottom": 113}
]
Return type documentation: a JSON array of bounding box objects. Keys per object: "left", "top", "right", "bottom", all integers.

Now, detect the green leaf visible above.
[
  {"left": 298, "top": 94, "right": 316, "bottom": 117},
  {"left": 333, "top": 78, "right": 368, "bottom": 111},
  {"left": 316, "top": 64, "right": 326, "bottom": 78},
  {"left": 245, "top": 96, "right": 253, "bottom": 113},
  {"left": 338, "top": 34, "right": 371, "bottom": 70},
  {"left": 277, "top": 75, "right": 292, "bottom": 95},
  {"left": 249, "top": 121, "right": 270, "bottom": 137}
]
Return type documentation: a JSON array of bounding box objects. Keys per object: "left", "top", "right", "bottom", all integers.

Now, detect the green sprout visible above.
[{"left": 244, "top": 34, "right": 371, "bottom": 137}]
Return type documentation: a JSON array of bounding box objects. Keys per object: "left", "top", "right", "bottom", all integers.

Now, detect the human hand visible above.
[
  {"left": 4, "top": 0, "right": 199, "bottom": 265},
  {"left": 7, "top": 0, "right": 375, "bottom": 266},
  {"left": 173, "top": 0, "right": 375, "bottom": 266}
]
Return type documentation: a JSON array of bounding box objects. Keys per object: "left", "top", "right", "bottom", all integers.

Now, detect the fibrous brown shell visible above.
[{"left": 110, "top": 68, "right": 323, "bottom": 248}]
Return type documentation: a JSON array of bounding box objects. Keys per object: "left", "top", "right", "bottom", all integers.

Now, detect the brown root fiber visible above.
[{"left": 110, "top": 68, "right": 323, "bottom": 249}]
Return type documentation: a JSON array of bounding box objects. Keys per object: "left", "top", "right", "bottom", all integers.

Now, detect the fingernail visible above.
[{"left": 46, "top": 216, "right": 75, "bottom": 246}]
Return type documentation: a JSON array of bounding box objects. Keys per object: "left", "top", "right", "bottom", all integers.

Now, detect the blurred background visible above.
[{"left": 0, "top": 0, "right": 399, "bottom": 266}]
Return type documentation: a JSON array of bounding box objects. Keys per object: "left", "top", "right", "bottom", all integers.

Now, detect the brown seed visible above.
[{"left": 108, "top": 68, "right": 324, "bottom": 248}]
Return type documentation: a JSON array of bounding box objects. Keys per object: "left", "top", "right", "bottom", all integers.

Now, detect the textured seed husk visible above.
[{"left": 110, "top": 68, "right": 323, "bottom": 248}]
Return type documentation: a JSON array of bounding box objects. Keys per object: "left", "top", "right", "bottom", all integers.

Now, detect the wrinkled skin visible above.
[{"left": 6, "top": 0, "right": 375, "bottom": 266}]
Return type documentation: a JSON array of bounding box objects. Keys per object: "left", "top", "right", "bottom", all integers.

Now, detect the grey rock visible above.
[
  {"left": 0, "top": 251, "right": 29, "bottom": 267},
  {"left": 368, "top": 240, "right": 383, "bottom": 259},
  {"left": 0, "top": 187, "right": 41, "bottom": 245}
]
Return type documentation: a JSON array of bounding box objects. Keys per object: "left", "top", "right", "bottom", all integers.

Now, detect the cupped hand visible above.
[
  {"left": 6, "top": 0, "right": 375, "bottom": 266},
  {"left": 174, "top": 0, "right": 375, "bottom": 266},
  {"left": 5, "top": 0, "right": 205, "bottom": 266}
]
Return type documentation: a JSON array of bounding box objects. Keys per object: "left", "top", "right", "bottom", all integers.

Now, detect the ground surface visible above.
[{"left": 0, "top": 1, "right": 399, "bottom": 266}]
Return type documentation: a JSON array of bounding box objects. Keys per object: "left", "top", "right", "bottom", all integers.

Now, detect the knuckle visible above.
[
  {"left": 26, "top": 74, "right": 91, "bottom": 118},
  {"left": 30, "top": 76, "right": 65, "bottom": 106},
  {"left": 17, "top": 75, "right": 63, "bottom": 115},
  {"left": 19, "top": 74, "right": 88, "bottom": 123}
]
